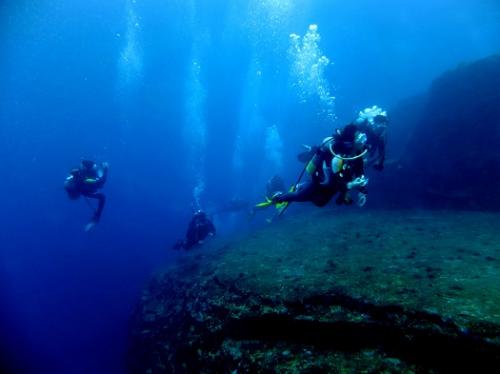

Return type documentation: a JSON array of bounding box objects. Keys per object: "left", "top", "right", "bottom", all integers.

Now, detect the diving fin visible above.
[
  {"left": 255, "top": 191, "right": 286, "bottom": 210},
  {"left": 256, "top": 185, "right": 295, "bottom": 215},
  {"left": 275, "top": 185, "right": 296, "bottom": 217},
  {"left": 84, "top": 220, "right": 98, "bottom": 232},
  {"left": 255, "top": 197, "right": 274, "bottom": 209},
  {"left": 275, "top": 201, "right": 289, "bottom": 212}
]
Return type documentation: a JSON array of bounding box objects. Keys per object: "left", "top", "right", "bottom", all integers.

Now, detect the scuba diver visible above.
[
  {"left": 257, "top": 124, "right": 369, "bottom": 212},
  {"left": 64, "top": 159, "right": 109, "bottom": 232},
  {"left": 173, "top": 210, "right": 216, "bottom": 250},
  {"left": 353, "top": 106, "right": 388, "bottom": 171}
]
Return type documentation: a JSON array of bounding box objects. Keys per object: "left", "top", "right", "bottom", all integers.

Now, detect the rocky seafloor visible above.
[{"left": 128, "top": 209, "right": 500, "bottom": 373}]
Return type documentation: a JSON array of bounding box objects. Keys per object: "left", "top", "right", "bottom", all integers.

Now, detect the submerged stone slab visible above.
[{"left": 128, "top": 209, "right": 500, "bottom": 373}]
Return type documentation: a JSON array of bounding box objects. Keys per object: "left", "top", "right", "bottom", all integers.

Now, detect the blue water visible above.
[{"left": 1, "top": 0, "right": 499, "bottom": 372}]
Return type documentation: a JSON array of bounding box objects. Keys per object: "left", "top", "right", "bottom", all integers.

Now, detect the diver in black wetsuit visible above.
[
  {"left": 273, "top": 124, "right": 369, "bottom": 207},
  {"left": 64, "top": 159, "right": 109, "bottom": 232},
  {"left": 173, "top": 210, "right": 216, "bottom": 250}
]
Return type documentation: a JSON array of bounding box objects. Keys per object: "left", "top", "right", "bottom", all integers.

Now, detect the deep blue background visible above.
[{"left": 1, "top": 0, "right": 499, "bottom": 372}]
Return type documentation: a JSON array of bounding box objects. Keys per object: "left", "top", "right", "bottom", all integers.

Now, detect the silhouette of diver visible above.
[
  {"left": 173, "top": 210, "right": 216, "bottom": 250},
  {"left": 64, "top": 159, "right": 109, "bottom": 232}
]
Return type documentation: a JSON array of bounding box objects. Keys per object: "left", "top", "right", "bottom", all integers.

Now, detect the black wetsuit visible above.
[
  {"left": 175, "top": 212, "right": 216, "bottom": 250},
  {"left": 278, "top": 124, "right": 367, "bottom": 207},
  {"left": 65, "top": 162, "right": 108, "bottom": 222},
  {"left": 279, "top": 142, "right": 333, "bottom": 206}
]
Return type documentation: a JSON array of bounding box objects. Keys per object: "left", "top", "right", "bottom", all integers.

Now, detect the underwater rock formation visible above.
[
  {"left": 385, "top": 54, "right": 500, "bottom": 210},
  {"left": 128, "top": 210, "right": 500, "bottom": 372}
]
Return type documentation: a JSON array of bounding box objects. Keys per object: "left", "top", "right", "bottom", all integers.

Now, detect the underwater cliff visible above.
[
  {"left": 380, "top": 54, "right": 500, "bottom": 210},
  {"left": 128, "top": 209, "right": 500, "bottom": 373}
]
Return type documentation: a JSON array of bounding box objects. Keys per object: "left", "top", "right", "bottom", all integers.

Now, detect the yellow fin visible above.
[
  {"left": 275, "top": 201, "right": 288, "bottom": 211},
  {"left": 255, "top": 197, "right": 273, "bottom": 208}
]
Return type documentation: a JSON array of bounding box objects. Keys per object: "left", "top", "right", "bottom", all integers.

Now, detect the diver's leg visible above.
[
  {"left": 91, "top": 193, "right": 106, "bottom": 222},
  {"left": 277, "top": 181, "right": 317, "bottom": 203},
  {"left": 313, "top": 187, "right": 335, "bottom": 207},
  {"left": 82, "top": 192, "right": 106, "bottom": 231}
]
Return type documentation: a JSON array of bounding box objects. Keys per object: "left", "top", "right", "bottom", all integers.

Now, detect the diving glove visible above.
[{"left": 347, "top": 175, "right": 369, "bottom": 190}]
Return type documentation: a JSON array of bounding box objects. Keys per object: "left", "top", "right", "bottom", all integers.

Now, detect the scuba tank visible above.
[
  {"left": 331, "top": 156, "right": 344, "bottom": 174},
  {"left": 306, "top": 153, "right": 320, "bottom": 175}
]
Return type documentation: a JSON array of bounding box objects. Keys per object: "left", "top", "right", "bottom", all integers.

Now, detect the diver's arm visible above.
[
  {"left": 320, "top": 160, "right": 334, "bottom": 186},
  {"left": 98, "top": 162, "right": 109, "bottom": 184},
  {"left": 346, "top": 174, "right": 369, "bottom": 207},
  {"left": 68, "top": 169, "right": 84, "bottom": 184},
  {"left": 347, "top": 159, "right": 369, "bottom": 192}
]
